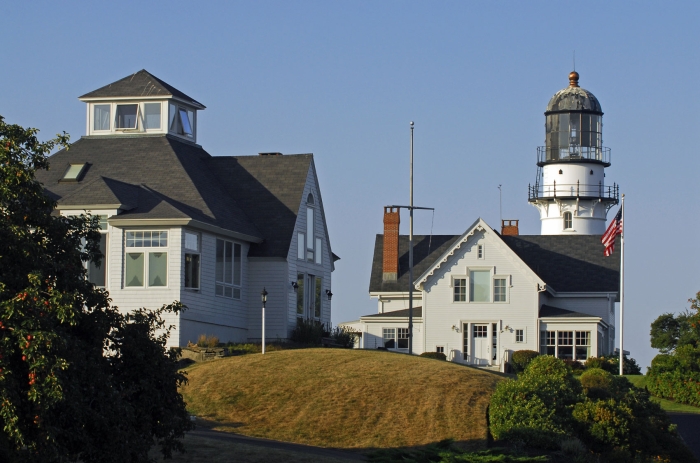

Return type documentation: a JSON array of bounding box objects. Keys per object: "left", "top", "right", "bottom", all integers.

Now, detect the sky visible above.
[{"left": 2, "top": 1, "right": 698, "bottom": 370}]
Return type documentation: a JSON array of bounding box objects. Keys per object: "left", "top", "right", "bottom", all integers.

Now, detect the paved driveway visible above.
[{"left": 668, "top": 413, "right": 700, "bottom": 461}]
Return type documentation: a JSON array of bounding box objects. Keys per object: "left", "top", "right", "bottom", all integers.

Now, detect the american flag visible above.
[{"left": 602, "top": 207, "right": 623, "bottom": 257}]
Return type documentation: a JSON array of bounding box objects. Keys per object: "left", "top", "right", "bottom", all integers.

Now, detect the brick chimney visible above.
[
  {"left": 383, "top": 207, "right": 400, "bottom": 281},
  {"left": 501, "top": 219, "right": 519, "bottom": 236}
]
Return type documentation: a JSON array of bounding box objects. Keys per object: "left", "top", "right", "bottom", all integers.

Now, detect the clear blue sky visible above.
[{"left": 2, "top": 1, "right": 698, "bottom": 370}]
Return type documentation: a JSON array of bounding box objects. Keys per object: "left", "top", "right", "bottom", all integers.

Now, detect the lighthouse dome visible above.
[{"left": 546, "top": 72, "right": 602, "bottom": 114}]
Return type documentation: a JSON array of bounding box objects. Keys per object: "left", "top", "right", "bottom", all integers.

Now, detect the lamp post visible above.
[{"left": 261, "top": 287, "right": 268, "bottom": 355}]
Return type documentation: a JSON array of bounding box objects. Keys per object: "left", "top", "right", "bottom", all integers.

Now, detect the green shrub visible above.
[
  {"left": 419, "top": 352, "right": 446, "bottom": 361},
  {"left": 489, "top": 356, "right": 583, "bottom": 448},
  {"left": 510, "top": 350, "right": 539, "bottom": 373},
  {"left": 327, "top": 325, "right": 357, "bottom": 348},
  {"left": 598, "top": 353, "right": 642, "bottom": 375},
  {"left": 563, "top": 359, "right": 586, "bottom": 373},
  {"left": 290, "top": 318, "right": 328, "bottom": 345},
  {"left": 647, "top": 345, "right": 700, "bottom": 407}
]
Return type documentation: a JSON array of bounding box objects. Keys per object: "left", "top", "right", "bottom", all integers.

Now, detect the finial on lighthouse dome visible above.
[{"left": 569, "top": 71, "right": 580, "bottom": 87}]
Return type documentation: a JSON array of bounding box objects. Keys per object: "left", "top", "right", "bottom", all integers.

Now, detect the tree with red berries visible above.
[{"left": 0, "top": 116, "right": 192, "bottom": 462}]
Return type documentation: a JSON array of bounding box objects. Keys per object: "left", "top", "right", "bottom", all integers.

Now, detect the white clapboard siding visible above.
[
  {"left": 179, "top": 231, "right": 250, "bottom": 345},
  {"left": 421, "top": 230, "right": 540, "bottom": 362},
  {"left": 286, "top": 162, "right": 333, "bottom": 334},
  {"left": 247, "top": 259, "right": 289, "bottom": 341}
]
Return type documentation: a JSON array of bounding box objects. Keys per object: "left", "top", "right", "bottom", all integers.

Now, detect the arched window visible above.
[
  {"left": 563, "top": 212, "right": 573, "bottom": 230},
  {"left": 307, "top": 193, "right": 314, "bottom": 205}
]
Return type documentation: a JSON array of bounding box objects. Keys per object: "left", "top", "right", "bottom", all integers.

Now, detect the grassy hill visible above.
[{"left": 180, "top": 349, "right": 504, "bottom": 449}]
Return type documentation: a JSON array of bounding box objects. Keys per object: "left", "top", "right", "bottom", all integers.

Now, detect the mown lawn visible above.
[
  {"left": 625, "top": 375, "right": 700, "bottom": 414},
  {"left": 180, "top": 349, "right": 503, "bottom": 449}
]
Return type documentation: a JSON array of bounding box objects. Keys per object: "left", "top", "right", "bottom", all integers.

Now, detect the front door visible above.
[{"left": 472, "top": 324, "right": 490, "bottom": 365}]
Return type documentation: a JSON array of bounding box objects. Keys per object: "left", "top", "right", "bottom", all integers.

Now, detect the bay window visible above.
[
  {"left": 124, "top": 231, "right": 168, "bottom": 287},
  {"left": 540, "top": 330, "right": 591, "bottom": 360}
]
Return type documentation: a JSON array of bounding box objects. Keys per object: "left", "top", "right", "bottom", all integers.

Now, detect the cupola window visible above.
[
  {"left": 169, "top": 103, "right": 194, "bottom": 138},
  {"left": 94, "top": 105, "right": 111, "bottom": 131},
  {"left": 143, "top": 103, "right": 161, "bottom": 129},
  {"left": 115, "top": 104, "right": 138, "bottom": 130}
]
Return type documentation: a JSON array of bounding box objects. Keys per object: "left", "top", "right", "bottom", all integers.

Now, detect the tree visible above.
[
  {"left": 0, "top": 116, "right": 193, "bottom": 462},
  {"left": 650, "top": 292, "right": 700, "bottom": 354}
]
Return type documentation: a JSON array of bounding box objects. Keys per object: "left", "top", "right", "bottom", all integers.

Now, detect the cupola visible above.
[{"left": 78, "top": 70, "right": 205, "bottom": 142}]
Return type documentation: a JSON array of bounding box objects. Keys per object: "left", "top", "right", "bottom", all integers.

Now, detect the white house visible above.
[
  {"left": 36, "top": 70, "right": 337, "bottom": 347},
  {"left": 341, "top": 72, "right": 620, "bottom": 368}
]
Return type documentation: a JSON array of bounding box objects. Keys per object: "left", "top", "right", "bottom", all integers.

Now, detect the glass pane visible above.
[
  {"left": 185, "top": 232, "right": 198, "bottom": 251},
  {"left": 315, "top": 238, "right": 322, "bottom": 264},
  {"left": 88, "top": 234, "right": 107, "bottom": 287},
  {"left": 215, "top": 239, "right": 224, "bottom": 282},
  {"left": 184, "top": 253, "right": 200, "bottom": 289},
  {"left": 297, "top": 233, "right": 305, "bottom": 260},
  {"left": 224, "top": 241, "right": 232, "bottom": 284},
  {"left": 187, "top": 110, "right": 195, "bottom": 135},
  {"left": 383, "top": 329, "right": 395, "bottom": 348},
  {"left": 64, "top": 164, "right": 86, "bottom": 180},
  {"left": 493, "top": 278, "right": 506, "bottom": 302},
  {"left": 296, "top": 274, "right": 304, "bottom": 314},
  {"left": 233, "top": 243, "right": 241, "bottom": 286},
  {"left": 94, "top": 105, "right": 110, "bottom": 131},
  {"left": 169, "top": 104, "right": 177, "bottom": 131},
  {"left": 306, "top": 208, "right": 314, "bottom": 250},
  {"left": 143, "top": 231, "right": 152, "bottom": 248},
  {"left": 179, "top": 108, "right": 192, "bottom": 136},
  {"left": 149, "top": 252, "right": 167, "bottom": 286},
  {"left": 125, "top": 252, "right": 144, "bottom": 287},
  {"left": 233, "top": 288, "right": 241, "bottom": 299},
  {"left": 224, "top": 286, "right": 232, "bottom": 298},
  {"left": 215, "top": 284, "right": 223, "bottom": 296},
  {"left": 116, "top": 104, "right": 138, "bottom": 129},
  {"left": 144, "top": 103, "right": 161, "bottom": 129},
  {"left": 469, "top": 270, "right": 490, "bottom": 302},
  {"left": 315, "top": 277, "right": 321, "bottom": 317},
  {"left": 397, "top": 328, "right": 408, "bottom": 349}
]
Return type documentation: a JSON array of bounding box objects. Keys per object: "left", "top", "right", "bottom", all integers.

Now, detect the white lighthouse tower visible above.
[{"left": 529, "top": 72, "right": 619, "bottom": 235}]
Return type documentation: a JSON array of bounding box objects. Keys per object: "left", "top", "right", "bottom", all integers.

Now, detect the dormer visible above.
[{"left": 79, "top": 70, "right": 206, "bottom": 143}]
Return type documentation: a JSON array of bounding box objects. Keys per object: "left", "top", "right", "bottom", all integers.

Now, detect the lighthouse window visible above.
[{"left": 563, "top": 212, "right": 573, "bottom": 229}]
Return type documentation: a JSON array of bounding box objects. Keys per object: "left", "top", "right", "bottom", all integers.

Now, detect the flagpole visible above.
[{"left": 619, "top": 194, "right": 625, "bottom": 376}]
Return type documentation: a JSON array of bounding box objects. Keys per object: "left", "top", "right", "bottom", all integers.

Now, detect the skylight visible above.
[{"left": 62, "top": 163, "right": 88, "bottom": 181}]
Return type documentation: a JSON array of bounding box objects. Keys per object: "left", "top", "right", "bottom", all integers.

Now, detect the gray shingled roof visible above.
[
  {"left": 37, "top": 135, "right": 261, "bottom": 240},
  {"left": 369, "top": 232, "right": 620, "bottom": 293},
  {"left": 362, "top": 307, "right": 422, "bottom": 318},
  {"left": 206, "top": 155, "right": 313, "bottom": 258},
  {"left": 539, "top": 305, "right": 598, "bottom": 319},
  {"left": 500, "top": 234, "right": 620, "bottom": 293},
  {"left": 79, "top": 70, "right": 205, "bottom": 108},
  {"left": 369, "top": 235, "right": 462, "bottom": 293}
]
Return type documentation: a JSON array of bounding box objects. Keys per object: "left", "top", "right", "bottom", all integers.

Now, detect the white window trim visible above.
[
  {"left": 114, "top": 103, "right": 140, "bottom": 131},
  {"left": 477, "top": 244, "right": 485, "bottom": 259},
  {"left": 466, "top": 266, "right": 492, "bottom": 303},
  {"left": 515, "top": 328, "right": 525, "bottom": 343},
  {"left": 451, "top": 275, "right": 468, "bottom": 303},
  {"left": 493, "top": 274, "right": 510, "bottom": 303},
  {"left": 90, "top": 101, "right": 166, "bottom": 135},
  {"left": 123, "top": 230, "right": 170, "bottom": 290},
  {"left": 215, "top": 238, "right": 242, "bottom": 300}
]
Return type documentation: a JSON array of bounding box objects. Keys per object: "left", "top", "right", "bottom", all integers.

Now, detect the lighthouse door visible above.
[{"left": 472, "top": 325, "right": 490, "bottom": 365}]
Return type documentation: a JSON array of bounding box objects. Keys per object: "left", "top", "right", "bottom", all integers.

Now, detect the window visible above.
[
  {"left": 143, "top": 103, "right": 161, "bottom": 129},
  {"left": 436, "top": 346, "right": 444, "bottom": 354},
  {"left": 306, "top": 207, "right": 314, "bottom": 261},
  {"left": 474, "top": 325, "right": 488, "bottom": 338},
  {"left": 576, "top": 331, "right": 591, "bottom": 360},
  {"left": 169, "top": 103, "right": 194, "bottom": 138},
  {"left": 215, "top": 239, "right": 241, "bottom": 299},
  {"left": 469, "top": 270, "right": 490, "bottom": 302},
  {"left": 125, "top": 230, "right": 168, "bottom": 287},
  {"left": 477, "top": 244, "right": 484, "bottom": 259},
  {"left": 463, "top": 324, "right": 469, "bottom": 359},
  {"left": 315, "top": 238, "right": 322, "bottom": 265},
  {"left": 62, "top": 163, "right": 88, "bottom": 182},
  {"left": 383, "top": 328, "right": 395, "bottom": 348},
  {"left": 314, "top": 276, "right": 322, "bottom": 318},
  {"left": 397, "top": 328, "right": 409, "bottom": 349},
  {"left": 297, "top": 233, "right": 305, "bottom": 260},
  {"left": 515, "top": 329, "right": 524, "bottom": 343},
  {"left": 296, "top": 273, "right": 304, "bottom": 318},
  {"left": 94, "top": 105, "right": 110, "bottom": 131},
  {"left": 307, "top": 193, "right": 314, "bottom": 205},
  {"left": 87, "top": 215, "right": 108, "bottom": 287},
  {"left": 557, "top": 331, "right": 574, "bottom": 360},
  {"left": 493, "top": 278, "right": 507, "bottom": 302},
  {"left": 116, "top": 104, "right": 138, "bottom": 129},
  {"left": 492, "top": 324, "right": 498, "bottom": 361},
  {"left": 453, "top": 278, "right": 466, "bottom": 302},
  {"left": 563, "top": 211, "right": 573, "bottom": 229},
  {"left": 184, "top": 232, "right": 200, "bottom": 290}
]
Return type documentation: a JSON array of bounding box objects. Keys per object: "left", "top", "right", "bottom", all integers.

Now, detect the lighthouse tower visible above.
[{"left": 528, "top": 72, "right": 619, "bottom": 235}]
